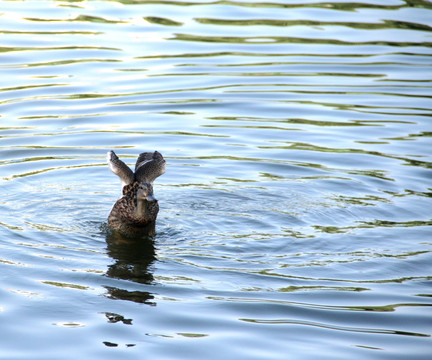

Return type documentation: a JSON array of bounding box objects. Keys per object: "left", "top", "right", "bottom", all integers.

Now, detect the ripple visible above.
[{"left": 240, "top": 318, "right": 430, "bottom": 338}]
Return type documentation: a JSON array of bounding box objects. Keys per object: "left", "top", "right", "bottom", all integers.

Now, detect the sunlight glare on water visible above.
[{"left": 0, "top": 0, "right": 432, "bottom": 359}]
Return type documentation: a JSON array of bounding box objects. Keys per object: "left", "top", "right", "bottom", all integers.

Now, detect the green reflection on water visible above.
[
  {"left": 25, "top": 14, "right": 127, "bottom": 24},
  {"left": 207, "top": 116, "right": 370, "bottom": 127},
  {"left": 22, "top": 59, "right": 120, "bottom": 68},
  {"left": 278, "top": 285, "right": 368, "bottom": 292},
  {"left": 41, "top": 280, "right": 89, "bottom": 290},
  {"left": 144, "top": 16, "right": 183, "bottom": 26},
  {"left": 177, "top": 333, "right": 208, "bottom": 338},
  {"left": 0, "top": 46, "right": 120, "bottom": 53},
  {"left": 0, "top": 30, "right": 102, "bottom": 35},
  {"left": 195, "top": 18, "right": 432, "bottom": 32},
  {"left": 362, "top": 219, "right": 432, "bottom": 228},
  {"left": 103, "top": 1, "right": 417, "bottom": 12},
  {"left": 314, "top": 220, "right": 432, "bottom": 234},
  {"left": 172, "top": 33, "right": 432, "bottom": 47},
  {"left": 259, "top": 142, "right": 432, "bottom": 171},
  {"left": 138, "top": 51, "right": 432, "bottom": 59},
  {"left": 2, "top": 163, "right": 103, "bottom": 180}
]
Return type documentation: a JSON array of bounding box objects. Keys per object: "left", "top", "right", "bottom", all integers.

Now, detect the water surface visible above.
[{"left": 1, "top": 0, "right": 432, "bottom": 359}]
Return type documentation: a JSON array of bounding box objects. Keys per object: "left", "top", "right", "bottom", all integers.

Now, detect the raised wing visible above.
[
  {"left": 107, "top": 150, "right": 134, "bottom": 187},
  {"left": 134, "top": 151, "right": 166, "bottom": 184}
]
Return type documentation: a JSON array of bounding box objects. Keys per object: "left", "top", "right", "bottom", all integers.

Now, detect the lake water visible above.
[{"left": 1, "top": 0, "right": 432, "bottom": 359}]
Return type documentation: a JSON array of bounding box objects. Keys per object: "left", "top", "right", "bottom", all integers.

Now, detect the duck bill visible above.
[{"left": 146, "top": 194, "right": 157, "bottom": 202}]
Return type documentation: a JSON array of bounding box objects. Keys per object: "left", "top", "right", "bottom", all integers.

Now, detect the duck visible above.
[{"left": 106, "top": 150, "right": 166, "bottom": 234}]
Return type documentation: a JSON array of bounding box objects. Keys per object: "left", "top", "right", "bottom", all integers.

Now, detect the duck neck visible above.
[{"left": 135, "top": 198, "right": 147, "bottom": 218}]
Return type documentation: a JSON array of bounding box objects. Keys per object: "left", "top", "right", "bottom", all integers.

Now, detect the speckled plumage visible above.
[{"left": 107, "top": 150, "right": 165, "bottom": 234}]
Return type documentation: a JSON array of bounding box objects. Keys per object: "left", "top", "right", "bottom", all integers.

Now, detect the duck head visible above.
[{"left": 135, "top": 182, "right": 158, "bottom": 220}]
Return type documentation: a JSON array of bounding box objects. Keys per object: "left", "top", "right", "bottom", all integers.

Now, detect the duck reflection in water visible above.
[{"left": 104, "top": 223, "right": 157, "bottom": 305}]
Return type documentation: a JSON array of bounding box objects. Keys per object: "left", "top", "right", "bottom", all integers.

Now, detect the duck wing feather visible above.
[
  {"left": 107, "top": 150, "right": 134, "bottom": 187},
  {"left": 134, "top": 151, "right": 166, "bottom": 184}
]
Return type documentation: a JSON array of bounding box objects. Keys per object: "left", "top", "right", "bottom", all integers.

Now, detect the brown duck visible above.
[{"left": 107, "top": 150, "right": 166, "bottom": 234}]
